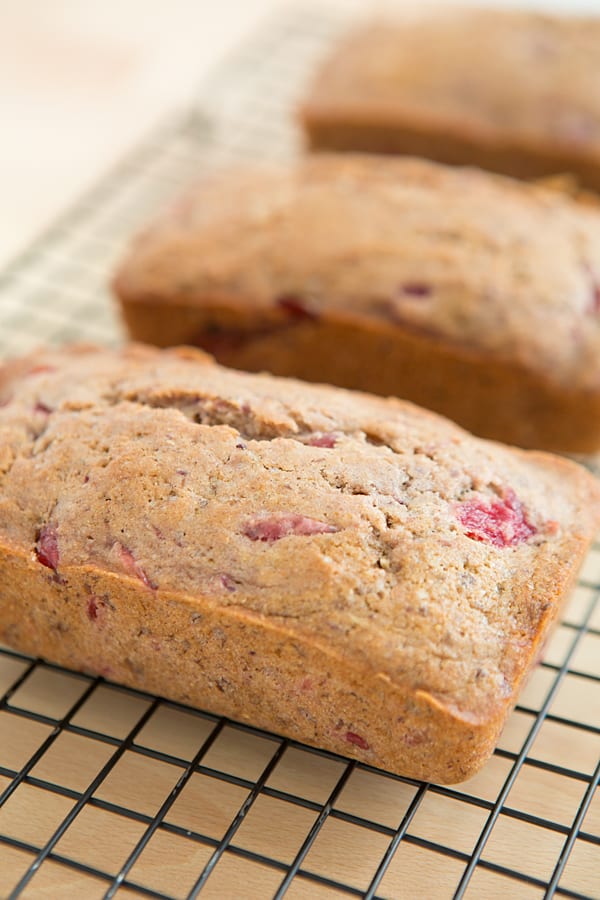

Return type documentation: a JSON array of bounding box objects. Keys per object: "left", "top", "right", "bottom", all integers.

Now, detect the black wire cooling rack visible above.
[{"left": 0, "top": 6, "right": 599, "bottom": 899}]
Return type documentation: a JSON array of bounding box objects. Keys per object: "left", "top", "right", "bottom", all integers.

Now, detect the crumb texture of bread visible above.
[
  {"left": 1, "top": 344, "right": 599, "bottom": 783},
  {"left": 301, "top": 9, "right": 600, "bottom": 188},
  {"left": 114, "top": 155, "right": 600, "bottom": 451}
]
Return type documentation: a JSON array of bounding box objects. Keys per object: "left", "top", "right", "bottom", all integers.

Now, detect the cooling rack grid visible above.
[{"left": 0, "top": 7, "right": 598, "bottom": 898}]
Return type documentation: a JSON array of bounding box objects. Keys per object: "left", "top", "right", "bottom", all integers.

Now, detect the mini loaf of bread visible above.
[
  {"left": 1, "top": 343, "right": 599, "bottom": 783},
  {"left": 301, "top": 9, "right": 600, "bottom": 189},
  {"left": 114, "top": 154, "right": 600, "bottom": 452}
]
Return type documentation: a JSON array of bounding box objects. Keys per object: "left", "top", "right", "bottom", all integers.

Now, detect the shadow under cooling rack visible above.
[{"left": 0, "top": 6, "right": 599, "bottom": 899}]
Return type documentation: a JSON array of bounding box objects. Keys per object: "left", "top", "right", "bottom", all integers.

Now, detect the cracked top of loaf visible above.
[
  {"left": 1, "top": 344, "right": 599, "bottom": 722},
  {"left": 114, "top": 154, "right": 600, "bottom": 390},
  {"left": 303, "top": 9, "right": 600, "bottom": 152}
]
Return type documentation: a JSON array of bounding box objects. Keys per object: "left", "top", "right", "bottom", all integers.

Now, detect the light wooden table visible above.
[{"left": 0, "top": 0, "right": 359, "bottom": 269}]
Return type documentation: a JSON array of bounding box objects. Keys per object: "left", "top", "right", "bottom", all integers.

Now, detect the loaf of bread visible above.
[
  {"left": 301, "top": 9, "right": 600, "bottom": 189},
  {"left": 114, "top": 154, "right": 600, "bottom": 453},
  {"left": 1, "top": 343, "right": 598, "bottom": 783}
]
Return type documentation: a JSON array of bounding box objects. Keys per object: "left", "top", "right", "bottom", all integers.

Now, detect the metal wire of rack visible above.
[{"left": 0, "top": 6, "right": 599, "bottom": 898}]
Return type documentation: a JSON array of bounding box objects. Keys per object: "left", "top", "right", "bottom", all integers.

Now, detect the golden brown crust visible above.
[
  {"left": 114, "top": 154, "right": 600, "bottom": 451},
  {"left": 1, "top": 344, "right": 599, "bottom": 783},
  {"left": 301, "top": 10, "right": 600, "bottom": 189},
  {"left": 0, "top": 550, "right": 503, "bottom": 783}
]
